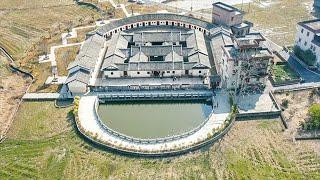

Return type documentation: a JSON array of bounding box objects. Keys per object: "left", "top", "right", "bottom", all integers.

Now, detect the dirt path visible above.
[{"left": 0, "top": 55, "right": 28, "bottom": 138}]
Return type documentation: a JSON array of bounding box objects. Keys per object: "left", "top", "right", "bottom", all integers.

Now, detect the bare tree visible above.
[
  {"left": 79, "top": 17, "right": 84, "bottom": 26},
  {"left": 39, "top": 39, "right": 49, "bottom": 58},
  {"left": 66, "top": 21, "right": 73, "bottom": 35}
]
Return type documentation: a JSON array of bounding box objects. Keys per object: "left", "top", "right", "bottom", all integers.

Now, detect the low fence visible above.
[
  {"left": 98, "top": 91, "right": 213, "bottom": 102},
  {"left": 94, "top": 98, "right": 213, "bottom": 144},
  {"left": 269, "top": 59, "right": 302, "bottom": 87},
  {"left": 269, "top": 91, "right": 288, "bottom": 129},
  {"left": 295, "top": 130, "right": 320, "bottom": 140},
  {"left": 268, "top": 76, "right": 301, "bottom": 87},
  {"left": 75, "top": 103, "right": 237, "bottom": 157},
  {"left": 91, "top": 84, "right": 210, "bottom": 92}
]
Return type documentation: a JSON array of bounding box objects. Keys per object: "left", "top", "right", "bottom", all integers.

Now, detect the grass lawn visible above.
[
  {"left": 272, "top": 63, "right": 300, "bottom": 83},
  {"left": 1, "top": 102, "right": 319, "bottom": 179}
]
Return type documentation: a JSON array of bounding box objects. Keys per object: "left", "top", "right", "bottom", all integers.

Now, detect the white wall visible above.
[
  {"left": 68, "top": 81, "right": 87, "bottom": 94},
  {"left": 190, "top": 69, "right": 209, "bottom": 77},
  {"left": 129, "top": 71, "right": 151, "bottom": 77},
  {"left": 104, "top": 71, "right": 123, "bottom": 78},
  {"left": 295, "top": 24, "right": 320, "bottom": 66},
  {"left": 295, "top": 25, "right": 315, "bottom": 51}
]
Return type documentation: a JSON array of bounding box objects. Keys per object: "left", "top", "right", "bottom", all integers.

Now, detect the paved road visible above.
[{"left": 286, "top": 53, "right": 320, "bottom": 83}]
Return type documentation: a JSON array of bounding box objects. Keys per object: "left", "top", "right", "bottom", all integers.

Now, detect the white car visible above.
[{"left": 137, "top": 0, "right": 145, "bottom": 5}]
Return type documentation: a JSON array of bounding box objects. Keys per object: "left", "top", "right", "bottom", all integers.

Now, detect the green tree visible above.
[
  {"left": 294, "top": 46, "right": 316, "bottom": 66},
  {"left": 308, "top": 104, "right": 320, "bottom": 128}
]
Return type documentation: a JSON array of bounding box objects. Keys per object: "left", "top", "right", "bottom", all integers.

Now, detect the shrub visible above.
[
  {"left": 281, "top": 99, "right": 289, "bottom": 108},
  {"left": 294, "top": 46, "right": 316, "bottom": 66},
  {"left": 73, "top": 96, "right": 80, "bottom": 116},
  {"left": 308, "top": 104, "right": 320, "bottom": 129}
]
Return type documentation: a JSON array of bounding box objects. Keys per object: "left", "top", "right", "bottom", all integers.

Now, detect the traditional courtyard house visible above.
[
  {"left": 295, "top": 19, "right": 320, "bottom": 67},
  {"left": 64, "top": 3, "right": 272, "bottom": 94}
]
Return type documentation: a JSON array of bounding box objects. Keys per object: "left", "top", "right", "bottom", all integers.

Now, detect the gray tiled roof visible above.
[
  {"left": 67, "top": 34, "right": 105, "bottom": 70},
  {"left": 119, "top": 61, "right": 193, "bottom": 71},
  {"left": 65, "top": 69, "right": 90, "bottom": 84},
  {"left": 96, "top": 13, "right": 217, "bottom": 36}
]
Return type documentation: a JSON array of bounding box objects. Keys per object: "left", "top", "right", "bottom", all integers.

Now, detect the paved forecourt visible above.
[{"left": 77, "top": 91, "right": 231, "bottom": 154}]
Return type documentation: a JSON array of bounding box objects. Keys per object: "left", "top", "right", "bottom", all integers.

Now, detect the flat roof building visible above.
[{"left": 295, "top": 19, "right": 320, "bottom": 67}]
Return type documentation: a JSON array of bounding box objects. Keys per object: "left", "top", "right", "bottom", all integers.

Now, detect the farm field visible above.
[
  {"left": 0, "top": 0, "right": 100, "bottom": 60},
  {"left": 0, "top": 101, "right": 319, "bottom": 179}
]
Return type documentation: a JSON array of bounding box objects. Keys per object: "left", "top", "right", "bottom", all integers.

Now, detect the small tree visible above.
[{"left": 308, "top": 104, "right": 320, "bottom": 129}]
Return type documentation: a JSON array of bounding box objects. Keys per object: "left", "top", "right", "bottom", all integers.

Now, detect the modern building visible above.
[
  {"left": 295, "top": 19, "right": 320, "bottom": 67},
  {"left": 212, "top": 2, "right": 253, "bottom": 37},
  {"left": 64, "top": 3, "right": 271, "bottom": 94}
]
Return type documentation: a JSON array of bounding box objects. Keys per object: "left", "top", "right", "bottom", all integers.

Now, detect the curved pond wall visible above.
[
  {"left": 75, "top": 96, "right": 236, "bottom": 157},
  {"left": 95, "top": 100, "right": 213, "bottom": 144}
]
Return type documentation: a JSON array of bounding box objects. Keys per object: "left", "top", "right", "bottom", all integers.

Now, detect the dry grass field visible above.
[
  {"left": 0, "top": 101, "right": 319, "bottom": 179},
  {"left": 199, "top": 0, "right": 315, "bottom": 46},
  {"left": 0, "top": 0, "right": 100, "bottom": 60},
  {"left": 56, "top": 46, "right": 81, "bottom": 76},
  {"left": 67, "top": 27, "right": 96, "bottom": 44},
  {"left": 0, "top": 55, "right": 29, "bottom": 137},
  {"left": 0, "top": 0, "right": 101, "bottom": 93},
  {"left": 237, "top": 0, "right": 314, "bottom": 46}
]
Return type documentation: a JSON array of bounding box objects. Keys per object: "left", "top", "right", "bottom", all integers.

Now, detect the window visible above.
[
  {"left": 167, "top": 71, "right": 170, "bottom": 73},
  {"left": 301, "top": 29, "right": 304, "bottom": 33},
  {"left": 147, "top": 72, "right": 150, "bottom": 74},
  {"left": 199, "top": 71, "right": 202, "bottom": 74},
  {"left": 111, "top": 72, "right": 114, "bottom": 75},
  {"left": 231, "top": 17, "right": 234, "bottom": 21},
  {"left": 307, "top": 32, "right": 310, "bottom": 36},
  {"left": 304, "top": 41, "right": 307, "bottom": 46},
  {"left": 299, "top": 38, "right": 301, "bottom": 42},
  {"left": 172, "top": 71, "right": 175, "bottom": 74},
  {"left": 137, "top": 72, "right": 140, "bottom": 75}
]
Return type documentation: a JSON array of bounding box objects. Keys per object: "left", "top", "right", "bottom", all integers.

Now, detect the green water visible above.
[{"left": 98, "top": 101, "right": 212, "bottom": 139}]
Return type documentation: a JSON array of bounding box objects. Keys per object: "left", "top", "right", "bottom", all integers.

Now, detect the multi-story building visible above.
[
  {"left": 219, "top": 33, "right": 272, "bottom": 90},
  {"left": 295, "top": 19, "right": 320, "bottom": 67},
  {"left": 212, "top": 2, "right": 253, "bottom": 37}
]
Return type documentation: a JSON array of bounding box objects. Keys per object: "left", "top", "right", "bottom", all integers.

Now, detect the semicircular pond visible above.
[{"left": 97, "top": 101, "right": 213, "bottom": 139}]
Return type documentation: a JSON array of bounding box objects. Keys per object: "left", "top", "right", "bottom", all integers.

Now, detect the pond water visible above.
[{"left": 98, "top": 101, "right": 213, "bottom": 139}]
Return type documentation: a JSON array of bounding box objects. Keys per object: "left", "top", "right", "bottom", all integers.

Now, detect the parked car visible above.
[{"left": 137, "top": 0, "right": 145, "bottom": 5}]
